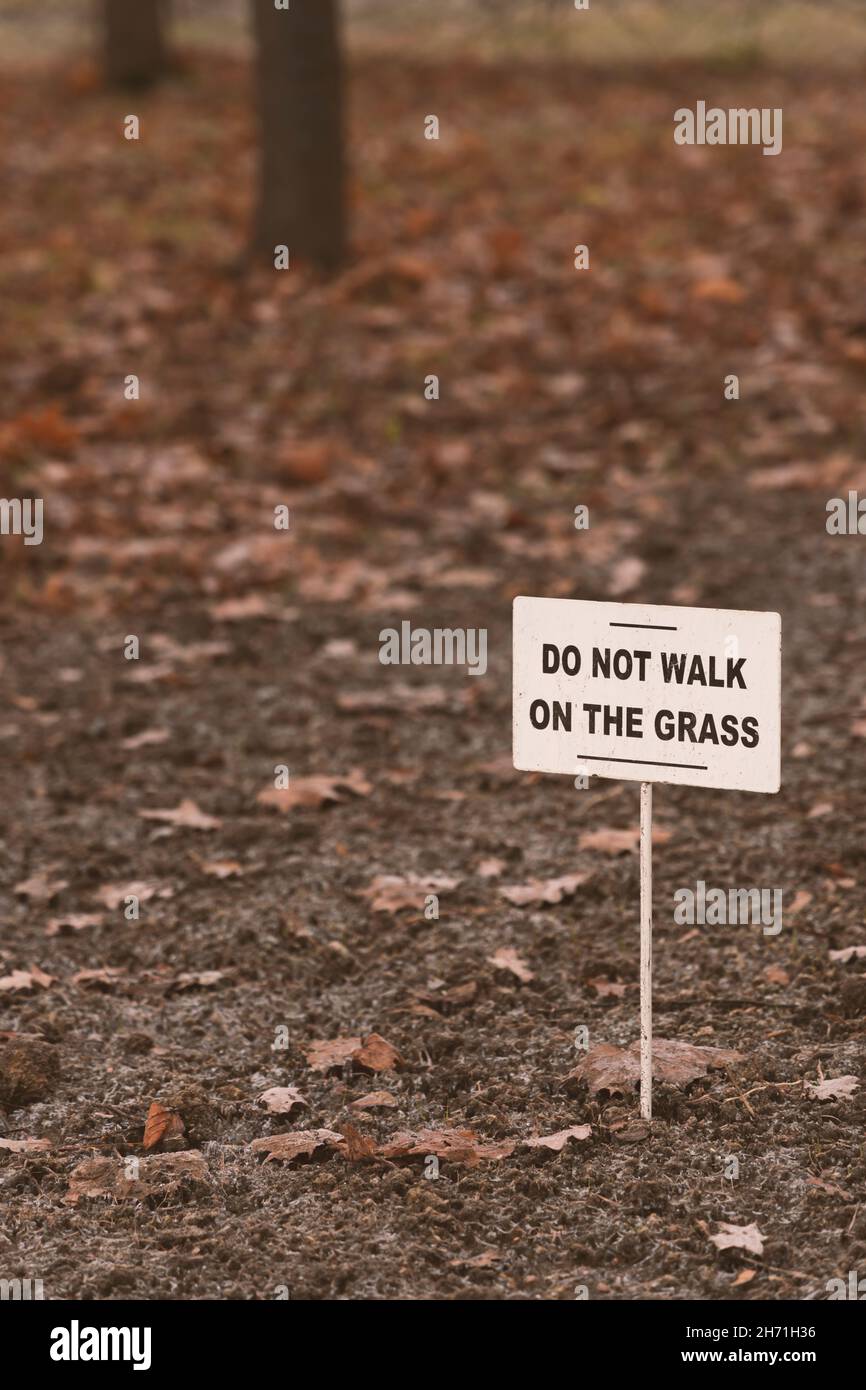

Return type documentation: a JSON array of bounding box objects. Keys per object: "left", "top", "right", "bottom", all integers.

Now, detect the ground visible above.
[{"left": 0, "top": 33, "right": 865, "bottom": 1302}]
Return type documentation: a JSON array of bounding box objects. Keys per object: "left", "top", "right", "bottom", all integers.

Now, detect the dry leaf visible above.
[
  {"left": 95, "top": 880, "right": 173, "bottom": 910},
  {"left": 121, "top": 728, "right": 169, "bottom": 750},
  {"left": 0, "top": 1136, "right": 52, "bottom": 1154},
  {"left": 350, "top": 1091, "right": 396, "bottom": 1112},
  {"left": 805, "top": 1075, "right": 858, "bottom": 1102},
  {"left": 305, "top": 1036, "right": 362, "bottom": 1073},
  {"left": 524, "top": 1125, "right": 591, "bottom": 1152},
  {"left": 378, "top": 1127, "right": 515, "bottom": 1166},
  {"left": 477, "top": 857, "right": 506, "bottom": 879},
  {"left": 257, "top": 1086, "right": 307, "bottom": 1115},
  {"left": 709, "top": 1222, "right": 765, "bottom": 1256},
  {"left": 250, "top": 1129, "right": 342, "bottom": 1163},
  {"left": 14, "top": 872, "right": 68, "bottom": 903},
  {"left": 209, "top": 595, "right": 274, "bottom": 622},
  {"left": 787, "top": 890, "right": 812, "bottom": 916},
  {"left": 339, "top": 1122, "right": 377, "bottom": 1161},
  {"left": 72, "top": 967, "right": 124, "bottom": 989},
  {"left": 0, "top": 968, "right": 54, "bottom": 994},
  {"left": 829, "top": 945, "right": 866, "bottom": 963},
  {"left": 171, "top": 970, "right": 225, "bottom": 992},
  {"left": 143, "top": 1101, "right": 185, "bottom": 1151},
  {"left": 763, "top": 964, "right": 789, "bottom": 986},
  {"left": 200, "top": 860, "right": 243, "bottom": 879},
  {"left": 45, "top": 913, "right": 103, "bottom": 937},
  {"left": 360, "top": 874, "right": 459, "bottom": 914},
  {"left": 65, "top": 1151, "right": 207, "bottom": 1204},
  {"left": 353, "top": 1033, "right": 402, "bottom": 1073},
  {"left": 579, "top": 826, "right": 672, "bottom": 854},
  {"left": 732, "top": 1269, "right": 757, "bottom": 1287},
  {"left": 587, "top": 976, "right": 627, "bottom": 998},
  {"left": 337, "top": 685, "right": 448, "bottom": 713},
  {"left": 566, "top": 1039, "right": 744, "bottom": 1096},
  {"left": 139, "top": 799, "right": 222, "bottom": 831},
  {"left": 487, "top": 947, "right": 534, "bottom": 983},
  {"left": 499, "top": 872, "right": 589, "bottom": 906},
  {"left": 257, "top": 769, "right": 371, "bottom": 812}
]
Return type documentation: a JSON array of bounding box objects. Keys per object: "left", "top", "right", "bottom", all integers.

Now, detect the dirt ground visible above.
[{"left": 1, "top": 45, "right": 865, "bottom": 1301}]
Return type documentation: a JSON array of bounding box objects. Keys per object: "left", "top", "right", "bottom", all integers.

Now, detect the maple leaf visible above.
[
  {"left": 257, "top": 1086, "right": 307, "bottom": 1115},
  {"left": 499, "top": 872, "right": 589, "bottom": 906},
  {"left": 566, "top": 1040, "right": 744, "bottom": 1096},
  {"left": 360, "top": 874, "right": 459, "bottom": 914},
  {"left": 487, "top": 947, "right": 534, "bottom": 983},
  {"left": 257, "top": 769, "right": 371, "bottom": 812},
  {"left": 709, "top": 1222, "right": 765, "bottom": 1256},
  {"left": 805, "top": 1075, "right": 858, "bottom": 1101},
  {"left": 139, "top": 799, "right": 222, "bottom": 831}
]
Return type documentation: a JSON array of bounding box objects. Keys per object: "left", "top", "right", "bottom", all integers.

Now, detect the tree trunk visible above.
[
  {"left": 250, "top": 0, "right": 347, "bottom": 272},
  {"left": 103, "top": 0, "right": 169, "bottom": 89}
]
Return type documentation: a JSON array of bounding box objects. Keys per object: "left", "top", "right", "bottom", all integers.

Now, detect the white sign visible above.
[{"left": 513, "top": 597, "right": 781, "bottom": 794}]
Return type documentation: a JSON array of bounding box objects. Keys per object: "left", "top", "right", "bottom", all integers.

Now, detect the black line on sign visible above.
[
  {"left": 576, "top": 755, "right": 708, "bottom": 770},
  {"left": 608, "top": 622, "right": 678, "bottom": 631}
]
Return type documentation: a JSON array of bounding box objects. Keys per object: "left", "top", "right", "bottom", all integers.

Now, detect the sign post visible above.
[{"left": 513, "top": 597, "right": 781, "bottom": 1122}]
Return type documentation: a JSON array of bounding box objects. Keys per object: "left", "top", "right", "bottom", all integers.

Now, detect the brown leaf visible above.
[
  {"left": 200, "top": 859, "right": 244, "bottom": 879},
  {"left": 170, "top": 970, "right": 225, "bottom": 992},
  {"left": 829, "top": 945, "right": 866, "bottom": 963},
  {"left": 257, "top": 1086, "right": 307, "bottom": 1115},
  {"left": 0, "top": 967, "right": 54, "bottom": 994},
  {"left": 143, "top": 1101, "right": 185, "bottom": 1151},
  {"left": 121, "top": 728, "right": 170, "bottom": 750},
  {"left": 524, "top": 1125, "right": 591, "bottom": 1152},
  {"left": 500, "top": 873, "right": 588, "bottom": 906},
  {"left": 763, "top": 964, "right": 790, "bottom": 986},
  {"left": 305, "top": 1037, "right": 362, "bottom": 1072},
  {"left": 71, "top": 967, "right": 124, "bottom": 990},
  {"left": 360, "top": 873, "right": 459, "bottom": 914},
  {"left": 0, "top": 1136, "right": 52, "bottom": 1154},
  {"left": 566, "top": 1039, "right": 744, "bottom": 1096},
  {"left": 339, "top": 1122, "right": 377, "bottom": 1161},
  {"left": 45, "top": 913, "right": 104, "bottom": 937},
  {"left": 65, "top": 1151, "right": 207, "bottom": 1205},
  {"left": 257, "top": 769, "right": 371, "bottom": 812},
  {"left": 350, "top": 1091, "right": 397, "bottom": 1112},
  {"left": 139, "top": 799, "right": 222, "bottom": 831},
  {"left": 477, "top": 857, "right": 506, "bottom": 879},
  {"left": 578, "top": 826, "right": 672, "bottom": 855},
  {"left": 14, "top": 872, "right": 68, "bottom": 903},
  {"left": 353, "top": 1033, "right": 402, "bottom": 1074},
  {"left": 337, "top": 685, "right": 448, "bottom": 713},
  {"left": 250, "top": 1129, "right": 343, "bottom": 1163},
  {"left": 805, "top": 1075, "right": 858, "bottom": 1101},
  {"left": 95, "top": 880, "right": 173, "bottom": 910},
  {"left": 587, "top": 976, "right": 627, "bottom": 998},
  {"left": 487, "top": 947, "right": 534, "bottom": 983},
  {"left": 378, "top": 1127, "right": 515, "bottom": 1167},
  {"left": 709, "top": 1222, "right": 765, "bottom": 1256},
  {"left": 732, "top": 1269, "right": 757, "bottom": 1287},
  {"left": 209, "top": 594, "right": 274, "bottom": 622}
]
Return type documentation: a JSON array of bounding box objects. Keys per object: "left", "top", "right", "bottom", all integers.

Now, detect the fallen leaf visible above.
[
  {"left": 787, "top": 890, "right": 812, "bottom": 916},
  {"left": 339, "top": 1122, "right": 377, "bottom": 1161},
  {"left": 524, "top": 1125, "right": 591, "bottom": 1152},
  {"left": 65, "top": 1151, "right": 207, "bottom": 1204},
  {"left": 378, "top": 1127, "right": 515, "bottom": 1166},
  {"left": 587, "top": 976, "right": 628, "bottom": 998},
  {"left": 305, "top": 1036, "right": 362, "bottom": 1073},
  {"left": 45, "top": 913, "right": 104, "bottom": 937},
  {"left": 763, "top": 964, "right": 789, "bottom": 986},
  {"left": 95, "top": 880, "right": 173, "bottom": 910},
  {"left": 121, "top": 728, "right": 169, "bottom": 750},
  {"left": 709, "top": 1222, "right": 765, "bottom": 1256},
  {"left": 14, "top": 872, "right": 68, "bottom": 903},
  {"left": 170, "top": 970, "right": 225, "bottom": 992},
  {"left": 257, "top": 769, "right": 371, "bottom": 812},
  {"left": 350, "top": 1091, "right": 396, "bottom": 1112},
  {"left": 477, "top": 857, "right": 506, "bottom": 879},
  {"left": 139, "top": 799, "right": 222, "bottom": 831},
  {"left": 579, "top": 826, "right": 672, "bottom": 854},
  {"left": 353, "top": 1033, "right": 402, "bottom": 1073},
  {"left": 732, "top": 1269, "right": 757, "bottom": 1287},
  {"left": 209, "top": 594, "right": 274, "bottom": 622},
  {"left": 566, "top": 1039, "right": 744, "bottom": 1096},
  {"left": 143, "top": 1102, "right": 185, "bottom": 1151},
  {"left": 829, "top": 945, "right": 866, "bottom": 963},
  {"left": 0, "top": 967, "right": 54, "bottom": 994},
  {"left": 71, "top": 967, "right": 124, "bottom": 989},
  {"left": 0, "top": 1136, "right": 52, "bottom": 1154},
  {"left": 805, "top": 1075, "right": 858, "bottom": 1102},
  {"left": 337, "top": 685, "right": 448, "bottom": 713},
  {"left": 487, "top": 947, "right": 534, "bottom": 983},
  {"left": 250, "top": 1129, "right": 343, "bottom": 1163},
  {"left": 499, "top": 872, "right": 589, "bottom": 906},
  {"left": 257, "top": 1086, "right": 307, "bottom": 1115},
  {"left": 200, "top": 859, "right": 244, "bottom": 879},
  {"left": 807, "top": 801, "right": 833, "bottom": 819},
  {"left": 360, "top": 874, "right": 459, "bottom": 914}
]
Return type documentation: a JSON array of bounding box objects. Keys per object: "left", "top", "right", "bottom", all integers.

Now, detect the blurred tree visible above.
[
  {"left": 103, "top": 0, "right": 170, "bottom": 88},
  {"left": 250, "top": 0, "right": 346, "bottom": 272}
]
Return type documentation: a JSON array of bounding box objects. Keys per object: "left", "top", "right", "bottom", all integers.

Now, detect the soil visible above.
[{"left": 0, "top": 50, "right": 864, "bottom": 1302}]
